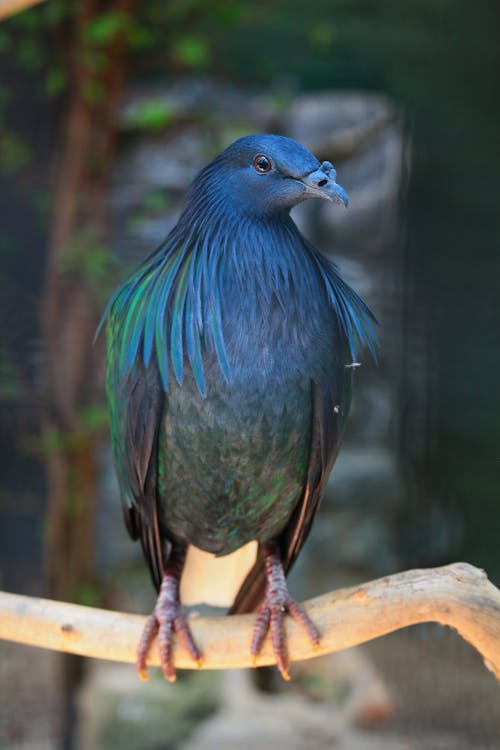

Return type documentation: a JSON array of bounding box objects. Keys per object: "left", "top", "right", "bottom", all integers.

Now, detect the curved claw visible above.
[
  {"left": 250, "top": 544, "right": 320, "bottom": 680},
  {"left": 269, "top": 602, "right": 290, "bottom": 680}
]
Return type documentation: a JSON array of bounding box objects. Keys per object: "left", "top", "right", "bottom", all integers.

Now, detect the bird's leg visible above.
[
  {"left": 251, "top": 543, "right": 320, "bottom": 680},
  {"left": 136, "top": 545, "right": 201, "bottom": 682}
]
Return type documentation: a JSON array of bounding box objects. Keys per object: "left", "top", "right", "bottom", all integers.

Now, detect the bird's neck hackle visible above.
[{"left": 104, "top": 168, "right": 378, "bottom": 398}]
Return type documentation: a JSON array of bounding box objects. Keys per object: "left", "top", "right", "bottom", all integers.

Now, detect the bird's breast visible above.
[
  {"left": 157, "top": 242, "right": 339, "bottom": 554},
  {"left": 221, "top": 266, "right": 336, "bottom": 384},
  {"left": 158, "top": 357, "right": 312, "bottom": 553}
]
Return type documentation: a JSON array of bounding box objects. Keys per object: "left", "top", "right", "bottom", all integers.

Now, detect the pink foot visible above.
[
  {"left": 250, "top": 544, "right": 320, "bottom": 680},
  {"left": 136, "top": 548, "right": 201, "bottom": 682}
]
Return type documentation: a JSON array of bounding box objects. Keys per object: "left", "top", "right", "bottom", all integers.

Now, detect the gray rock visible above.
[
  {"left": 77, "top": 662, "right": 221, "bottom": 750},
  {"left": 287, "top": 91, "right": 399, "bottom": 160},
  {"left": 181, "top": 665, "right": 407, "bottom": 750}
]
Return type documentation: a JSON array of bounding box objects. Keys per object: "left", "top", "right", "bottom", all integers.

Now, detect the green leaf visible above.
[
  {"left": 122, "top": 99, "right": 174, "bottom": 132},
  {"left": 0, "top": 30, "right": 11, "bottom": 54},
  {"left": 127, "top": 24, "right": 155, "bottom": 50},
  {"left": 82, "top": 78, "right": 105, "bottom": 104},
  {"left": 74, "top": 583, "right": 102, "bottom": 607},
  {"left": 9, "top": 7, "right": 40, "bottom": 31},
  {"left": 142, "top": 188, "right": 171, "bottom": 213},
  {"left": 42, "top": 1, "right": 71, "bottom": 26},
  {"left": 78, "top": 404, "right": 109, "bottom": 431},
  {"left": 45, "top": 67, "right": 68, "bottom": 96},
  {"left": 0, "top": 132, "right": 31, "bottom": 172},
  {"left": 172, "top": 35, "right": 210, "bottom": 68},
  {"left": 307, "top": 24, "right": 335, "bottom": 53},
  {"left": 18, "top": 37, "right": 45, "bottom": 71},
  {"left": 85, "top": 11, "right": 130, "bottom": 45},
  {"left": 214, "top": 2, "right": 247, "bottom": 25}
]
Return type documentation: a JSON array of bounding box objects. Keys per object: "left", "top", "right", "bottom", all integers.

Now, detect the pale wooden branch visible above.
[
  {"left": 1, "top": 563, "right": 499, "bottom": 681},
  {"left": 0, "top": 0, "right": 45, "bottom": 21}
]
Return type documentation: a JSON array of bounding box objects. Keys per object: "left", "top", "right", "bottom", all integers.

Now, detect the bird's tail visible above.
[{"left": 228, "top": 544, "right": 268, "bottom": 614}]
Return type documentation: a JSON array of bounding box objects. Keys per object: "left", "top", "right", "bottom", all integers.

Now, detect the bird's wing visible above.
[
  {"left": 107, "top": 329, "right": 166, "bottom": 592},
  {"left": 230, "top": 369, "right": 351, "bottom": 614}
]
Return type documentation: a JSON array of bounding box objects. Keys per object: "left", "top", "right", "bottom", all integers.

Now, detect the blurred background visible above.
[{"left": 0, "top": 1, "right": 498, "bottom": 749}]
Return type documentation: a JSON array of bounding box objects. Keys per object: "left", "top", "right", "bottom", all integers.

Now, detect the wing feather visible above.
[{"left": 107, "top": 320, "right": 166, "bottom": 592}]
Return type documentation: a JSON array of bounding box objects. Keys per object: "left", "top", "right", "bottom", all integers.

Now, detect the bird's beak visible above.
[{"left": 300, "top": 161, "right": 349, "bottom": 207}]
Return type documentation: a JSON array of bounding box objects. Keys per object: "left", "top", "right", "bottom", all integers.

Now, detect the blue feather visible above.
[
  {"left": 185, "top": 286, "right": 206, "bottom": 396},
  {"left": 101, "top": 136, "right": 378, "bottom": 398},
  {"left": 209, "top": 292, "right": 231, "bottom": 382},
  {"left": 309, "top": 241, "right": 379, "bottom": 364},
  {"left": 170, "top": 257, "right": 191, "bottom": 385}
]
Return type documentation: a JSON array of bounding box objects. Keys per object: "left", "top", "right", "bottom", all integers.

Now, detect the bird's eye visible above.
[{"left": 253, "top": 154, "right": 272, "bottom": 173}]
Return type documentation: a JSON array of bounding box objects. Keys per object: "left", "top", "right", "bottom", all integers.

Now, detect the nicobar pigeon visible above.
[{"left": 102, "top": 134, "right": 377, "bottom": 681}]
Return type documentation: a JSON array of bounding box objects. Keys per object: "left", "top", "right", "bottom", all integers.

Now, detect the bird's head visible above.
[{"left": 191, "top": 134, "right": 348, "bottom": 219}]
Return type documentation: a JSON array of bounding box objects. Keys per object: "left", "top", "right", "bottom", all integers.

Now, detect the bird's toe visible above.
[
  {"left": 249, "top": 543, "right": 320, "bottom": 680},
  {"left": 136, "top": 612, "right": 159, "bottom": 680},
  {"left": 136, "top": 554, "right": 202, "bottom": 682},
  {"left": 269, "top": 604, "right": 291, "bottom": 680},
  {"left": 286, "top": 596, "right": 320, "bottom": 650},
  {"left": 173, "top": 614, "right": 202, "bottom": 669}
]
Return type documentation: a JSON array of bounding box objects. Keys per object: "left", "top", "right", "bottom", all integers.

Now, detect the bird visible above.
[{"left": 101, "top": 133, "right": 377, "bottom": 682}]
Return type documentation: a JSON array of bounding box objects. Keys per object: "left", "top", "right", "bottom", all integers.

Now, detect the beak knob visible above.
[{"left": 301, "top": 162, "right": 348, "bottom": 206}]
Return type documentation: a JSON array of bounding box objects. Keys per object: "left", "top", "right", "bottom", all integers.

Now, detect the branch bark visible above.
[{"left": 1, "top": 563, "right": 499, "bottom": 681}]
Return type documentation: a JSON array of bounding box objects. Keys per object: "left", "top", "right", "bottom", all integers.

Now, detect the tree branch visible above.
[{"left": 1, "top": 563, "right": 499, "bottom": 680}]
